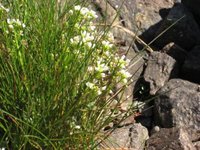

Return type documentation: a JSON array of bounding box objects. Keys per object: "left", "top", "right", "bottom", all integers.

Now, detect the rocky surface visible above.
[
  {"left": 91, "top": 0, "right": 200, "bottom": 149},
  {"left": 155, "top": 3, "right": 200, "bottom": 50},
  {"left": 143, "top": 51, "right": 178, "bottom": 95},
  {"left": 154, "top": 79, "right": 200, "bottom": 141},
  {"left": 161, "top": 42, "right": 188, "bottom": 64},
  {"left": 92, "top": 0, "right": 178, "bottom": 47},
  {"left": 99, "top": 123, "right": 149, "bottom": 150},
  {"left": 146, "top": 127, "right": 196, "bottom": 150}
]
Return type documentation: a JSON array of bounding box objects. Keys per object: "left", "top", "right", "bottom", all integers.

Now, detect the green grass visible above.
[{"left": 0, "top": 0, "right": 135, "bottom": 149}]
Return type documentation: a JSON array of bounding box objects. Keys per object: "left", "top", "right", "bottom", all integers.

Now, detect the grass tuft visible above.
[{"left": 0, "top": 0, "right": 136, "bottom": 149}]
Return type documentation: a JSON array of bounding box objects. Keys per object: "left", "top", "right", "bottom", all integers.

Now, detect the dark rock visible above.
[
  {"left": 182, "top": 0, "right": 200, "bottom": 25},
  {"left": 154, "top": 79, "right": 200, "bottom": 141},
  {"left": 134, "top": 102, "right": 154, "bottom": 129},
  {"left": 133, "top": 0, "right": 176, "bottom": 43},
  {"left": 109, "top": 0, "right": 175, "bottom": 33},
  {"left": 146, "top": 127, "right": 196, "bottom": 150},
  {"left": 161, "top": 42, "right": 188, "bottom": 64},
  {"left": 93, "top": 0, "right": 177, "bottom": 46},
  {"left": 181, "top": 46, "right": 200, "bottom": 84},
  {"left": 135, "top": 116, "right": 153, "bottom": 130},
  {"left": 99, "top": 123, "right": 149, "bottom": 149},
  {"left": 144, "top": 51, "right": 178, "bottom": 95},
  {"left": 155, "top": 3, "right": 200, "bottom": 51}
]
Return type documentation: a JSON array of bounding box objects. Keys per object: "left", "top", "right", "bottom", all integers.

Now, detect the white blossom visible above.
[
  {"left": 75, "top": 125, "right": 81, "bottom": 129},
  {"left": 119, "top": 69, "right": 132, "bottom": 78},
  {"left": 97, "top": 89, "right": 102, "bottom": 95},
  {"left": 102, "top": 40, "right": 113, "bottom": 48},
  {"left": 102, "top": 86, "right": 107, "bottom": 91},
  {"left": 74, "top": 5, "right": 81, "bottom": 11},
  {"left": 86, "top": 82, "right": 95, "bottom": 89}
]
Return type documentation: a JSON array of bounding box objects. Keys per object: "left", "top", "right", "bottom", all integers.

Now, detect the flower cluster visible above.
[
  {"left": 70, "top": 5, "right": 98, "bottom": 19},
  {"left": 7, "top": 18, "right": 25, "bottom": 29},
  {"left": 0, "top": 3, "right": 25, "bottom": 35},
  {"left": 0, "top": 3, "right": 26, "bottom": 68},
  {"left": 65, "top": 5, "right": 132, "bottom": 96},
  {"left": 6, "top": 18, "right": 25, "bottom": 35}
]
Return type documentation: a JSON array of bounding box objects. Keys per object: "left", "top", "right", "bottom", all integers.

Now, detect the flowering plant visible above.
[{"left": 0, "top": 1, "right": 132, "bottom": 149}]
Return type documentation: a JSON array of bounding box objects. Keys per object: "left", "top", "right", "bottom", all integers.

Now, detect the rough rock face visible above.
[
  {"left": 133, "top": 0, "right": 177, "bottom": 43},
  {"left": 99, "top": 123, "right": 149, "bottom": 150},
  {"left": 161, "top": 42, "right": 188, "bottom": 64},
  {"left": 143, "top": 51, "right": 178, "bottom": 95},
  {"left": 154, "top": 79, "right": 200, "bottom": 141},
  {"left": 91, "top": 0, "right": 200, "bottom": 149},
  {"left": 146, "top": 127, "right": 196, "bottom": 150},
  {"left": 92, "top": 0, "right": 178, "bottom": 45},
  {"left": 155, "top": 3, "right": 200, "bottom": 50},
  {"left": 181, "top": 46, "right": 200, "bottom": 84}
]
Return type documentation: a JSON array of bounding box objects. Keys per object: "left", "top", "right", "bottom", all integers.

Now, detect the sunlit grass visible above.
[{"left": 0, "top": 0, "right": 135, "bottom": 149}]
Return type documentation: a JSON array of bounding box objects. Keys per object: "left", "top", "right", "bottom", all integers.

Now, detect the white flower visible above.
[
  {"left": 122, "top": 78, "right": 128, "bottom": 84},
  {"left": 86, "top": 82, "right": 95, "bottom": 89},
  {"left": 104, "top": 51, "right": 110, "bottom": 56},
  {"left": 71, "top": 36, "right": 81, "bottom": 44},
  {"left": 74, "top": 5, "right": 81, "bottom": 11},
  {"left": 8, "top": 24, "right": 14, "bottom": 30},
  {"left": 93, "top": 79, "right": 98, "bottom": 84},
  {"left": 97, "top": 89, "right": 102, "bottom": 95},
  {"left": 109, "top": 90, "right": 113, "bottom": 94},
  {"left": 7, "top": 18, "right": 26, "bottom": 28},
  {"left": 7, "top": 18, "right": 11, "bottom": 24},
  {"left": 90, "top": 25, "right": 96, "bottom": 31},
  {"left": 119, "top": 69, "right": 132, "bottom": 78},
  {"left": 69, "top": 10, "right": 73, "bottom": 14},
  {"left": 86, "top": 42, "right": 92, "bottom": 48},
  {"left": 22, "top": 23, "right": 26, "bottom": 28},
  {"left": 102, "top": 40, "right": 113, "bottom": 49},
  {"left": 16, "top": 19, "right": 22, "bottom": 26},
  {"left": 75, "top": 125, "right": 81, "bottom": 129},
  {"left": 119, "top": 55, "right": 129, "bottom": 68},
  {"left": 81, "top": 31, "right": 94, "bottom": 42},
  {"left": 102, "top": 86, "right": 107, "bottom": 91},
  {"left": 87, "top": 66, "right": 93, "bottom": 72},
  {"left": 100, "top": 73, "right": 106, "bottom": 78},
  {"left": 88, "top": 10, "right": 98, "bottom": 19},
  {"left": 80, "top": 7, "right": 89, "bottom": 15},
  {"left": 95, "top": 63, "right": 109, "bottom": 72},
  {"left": 73, "top": 5, "right": 98, "bottom": 19}
]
